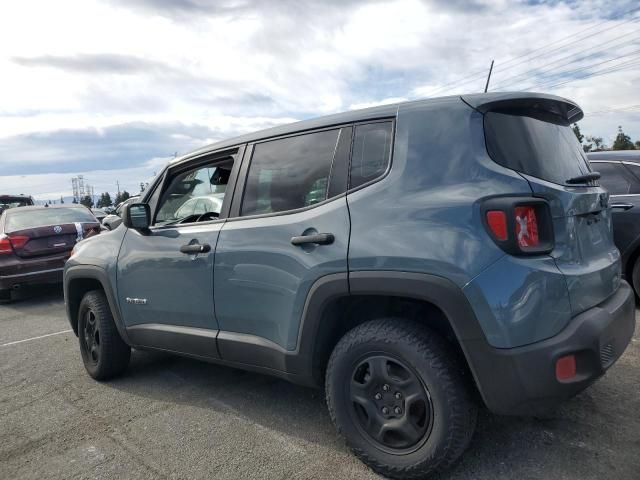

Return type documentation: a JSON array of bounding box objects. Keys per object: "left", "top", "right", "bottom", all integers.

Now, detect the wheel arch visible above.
[
  {"left": 297, "top": 271, "right": 487, "bottom": 393},
  {"left": 64, "top": 265, "right": 131, "bottom": 344}
]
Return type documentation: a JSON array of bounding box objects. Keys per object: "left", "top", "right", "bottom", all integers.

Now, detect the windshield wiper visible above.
[{"left": 566, "top": 172, "right": 601, "bottom": 185}]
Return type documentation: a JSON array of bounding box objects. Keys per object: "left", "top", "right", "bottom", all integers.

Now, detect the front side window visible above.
[
  {"left": 154, "top": 157, "right": 233, "bottom": 225},
  {"left": 350, "top": 122, "right": 393, "bottom": 189},
  {"left": 241, "top": 129, "right": 339, "bottom": 216}
]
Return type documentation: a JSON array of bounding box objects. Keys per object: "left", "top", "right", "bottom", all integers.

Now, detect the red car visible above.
[{"left": 0, "top": 205, "right": 101, "bottom": 302}]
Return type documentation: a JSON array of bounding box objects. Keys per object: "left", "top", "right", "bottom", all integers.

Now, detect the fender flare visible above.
[{"left": 64, "top": 265, "right": 132, "bottom": 345}]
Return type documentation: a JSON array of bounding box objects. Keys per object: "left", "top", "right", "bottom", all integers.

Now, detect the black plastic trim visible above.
[
  {"left": 127, "top": 323, "right": 220, "bottom": 359},
  {"left": 64, "top": 265, "right": 132, "bottom": 345}
]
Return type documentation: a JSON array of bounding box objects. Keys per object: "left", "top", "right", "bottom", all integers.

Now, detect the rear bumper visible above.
[
  {"left": 464, "top": 280, "right": 636, "bottom": 415},
  {"left": 0, "top": 254, "right": 67, "bottom": 289}
]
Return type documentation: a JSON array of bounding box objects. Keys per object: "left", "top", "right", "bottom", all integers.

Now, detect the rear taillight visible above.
[
  {"left": 0, "top": 235, "right": 29, "bottom": 254},
  {"left": 482, "top": 197, "right": 553, "bottom": 255},
  {"left": 514, "top": 206, "right": 539, "bottom": 248}
]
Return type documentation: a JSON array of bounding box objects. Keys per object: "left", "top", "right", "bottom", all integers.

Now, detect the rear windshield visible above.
[
  {"left": 484, "top": 111, "right": 591, "bottom": 186},
  {"left": 5, "top": 208, "right": 96, "bottom": 232}
]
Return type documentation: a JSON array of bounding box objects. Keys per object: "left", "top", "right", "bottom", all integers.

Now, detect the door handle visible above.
[
  {"left": 611, "top": 203, "right": 634, "bottom": 211},
  {"left": 180, "top": 243, "right": 211, "bottom": 254},
  {"left": 291, "top": 233, "right": 335, "bottom": 246}
]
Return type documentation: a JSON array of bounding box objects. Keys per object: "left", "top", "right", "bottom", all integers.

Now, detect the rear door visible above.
[
  {"left": 483, "top": 106, "right": 620, "bottom": 315},
  {"left": 214, "top": 127, "right": 351, "bottom": 354}
]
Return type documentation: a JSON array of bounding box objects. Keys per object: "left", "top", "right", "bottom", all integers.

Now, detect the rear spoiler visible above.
[{"left": 461, "top": 92, "right": 583, "bottom": 125}]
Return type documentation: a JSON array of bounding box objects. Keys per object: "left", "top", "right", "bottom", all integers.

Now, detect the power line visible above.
[
  {"left": 533, "top": 58, "right": 640, "bottom": 90},
  {"left": 491, "top": 31, "right": 640, "bottom": 90},
  {"left": 424, "top": 7, "right": 640, "bottom": 97}
]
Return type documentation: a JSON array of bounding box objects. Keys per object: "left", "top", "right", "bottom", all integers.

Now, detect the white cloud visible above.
[{"left": 0, "top": 0, "right": 639, "bottom": 197}]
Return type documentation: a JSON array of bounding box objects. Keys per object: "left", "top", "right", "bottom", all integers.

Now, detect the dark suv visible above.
[
  {"left": 588, "top": 150, "right": 640, "bottom": 297},
  {"left": 64, "top": 93, "right": 635, "bottom": 479}
]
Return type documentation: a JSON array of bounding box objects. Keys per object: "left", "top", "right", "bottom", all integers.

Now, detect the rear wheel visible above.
[
  {"left": 325, "top": 318, "right": 477, "bottom": 479},
  {"left": 78, "top": 290, "right": 131, "bottom": 380}
]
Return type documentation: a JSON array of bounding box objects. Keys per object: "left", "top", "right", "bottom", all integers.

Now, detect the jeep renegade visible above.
[{"left": 64, "top": 92, "right": 635, "bottom": 479}]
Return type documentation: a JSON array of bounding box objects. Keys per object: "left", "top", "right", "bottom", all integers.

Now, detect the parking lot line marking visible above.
[{"left": 1, "top": 329, "right": 73, "bottom": 347}]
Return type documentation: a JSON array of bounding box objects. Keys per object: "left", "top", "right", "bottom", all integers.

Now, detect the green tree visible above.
[
  {"left": 80, "top": 195, "right": 94, "bottom": 208},
  {"left": 584, "top": 135, "right": 606, "bottom": 152},
  {"left": 60, "top": 196, "right": 65, "bottom": 204},
  {"left": 114, "top": 190, "right": 131, "bottom": 205},
  {"left": 572, "top": 123, "right": 584, "bottom": 144},
  {"left": 97, "top": 192, "right": 113, "bottom": 208},
  {"left": 612, "top": 126, "right": 636, "bottom": 150}
]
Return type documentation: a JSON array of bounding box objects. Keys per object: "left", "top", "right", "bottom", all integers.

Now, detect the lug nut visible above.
[
  {"left": 382, "top": 384, "right": 390, "bottom": 391},
  {"left": 382, "top": 407, "right": 389, "bottom": 415},
  {"left": 374, "top": 393, "right": 382, "bottom": 400},
  {"left": 394, "top": 392, "right": 402, "bottom": 399},
  {"left": 394, "top": 407, "right": 402, "bottom": 415}
]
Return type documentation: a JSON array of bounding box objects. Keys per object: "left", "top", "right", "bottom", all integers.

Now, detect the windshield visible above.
[
  {"left": 484, "top": 110, "right": 591, "bottom": 186},
  {"left": 5, "top": 208, "right": 96, "bottom": 232}
]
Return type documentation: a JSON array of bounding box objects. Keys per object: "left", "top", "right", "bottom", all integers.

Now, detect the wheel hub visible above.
[{"left": 349, "top": 354, "right": 434, "bottom": 453}]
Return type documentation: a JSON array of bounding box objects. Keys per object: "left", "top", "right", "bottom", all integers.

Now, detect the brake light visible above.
[
  {"left": 482, "top": 197, "right": 553, "bottom": 256},
  {"left": 0, "top": 235, "right": 29, "bottom": 254},
  {"left": 486, "top": 211, "right": 508, "bottom": 241},
  {"left": 514, "top": 206, "right": 539, "bottom": 248},
  {"left": 0, "top": 236, "right": 11, "bottom": 254}
]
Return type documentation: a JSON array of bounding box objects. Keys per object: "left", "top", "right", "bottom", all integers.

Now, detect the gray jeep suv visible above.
[{"left": 64, "top": 92, "right": 635, "bottom": 479}]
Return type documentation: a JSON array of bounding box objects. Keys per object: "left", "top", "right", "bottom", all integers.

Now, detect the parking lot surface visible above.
[{"left": 1, "top": 285, "right": 639, "bottom": 480}]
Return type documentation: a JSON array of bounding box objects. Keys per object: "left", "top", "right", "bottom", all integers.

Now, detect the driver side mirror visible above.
[{"left": 122, "top": 203, "right": 151, "bottom": 230}]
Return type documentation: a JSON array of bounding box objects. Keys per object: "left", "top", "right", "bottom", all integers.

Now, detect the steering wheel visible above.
[{"left": 195, "top": 211, "right": 219, "bottom": 222}]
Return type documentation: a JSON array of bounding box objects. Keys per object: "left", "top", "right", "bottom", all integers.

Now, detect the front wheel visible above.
[
  {"left": 78, "top": 290, "right": 131, "bottom": 380},
  {"left": 325, "top": 318, "right": 477, "bottom": 479}
]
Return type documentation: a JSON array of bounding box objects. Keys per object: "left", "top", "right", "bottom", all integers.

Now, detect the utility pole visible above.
[
  {"left": 484, "top": 60, "right": 494, "bottom": 93},
  {"left": 116, "top": 180, "right": 121, "bottom": 196}
]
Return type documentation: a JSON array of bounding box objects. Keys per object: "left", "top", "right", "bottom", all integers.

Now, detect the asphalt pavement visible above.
[{"left": 1, "top": 285, "right": 639, "bottom": 480}]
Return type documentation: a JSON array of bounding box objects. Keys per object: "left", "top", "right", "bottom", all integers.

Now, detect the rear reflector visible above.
[
  {"left": 486, "top": 210, "right": 508, "bottom": 241},
  {"left": 556, "top": 354, "right": 577, "bottom": 381},
  {"left": 514, "top": 206, "right": 539, "bottom": 248}
]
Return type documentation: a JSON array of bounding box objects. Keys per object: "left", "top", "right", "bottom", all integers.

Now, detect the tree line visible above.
[
  {"left": 572, "top": 124, "right": 640, "bottom": 152},
  {"left": 76, "top": 190, "right": 132, "bottom": 209}
]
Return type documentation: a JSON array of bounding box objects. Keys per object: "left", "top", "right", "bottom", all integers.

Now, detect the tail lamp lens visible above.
[
  {"left": 486, "top": 211, "right": 508, "bottom": 241},
  {"left": 0, "top": 235, "right": 29, "bottom": 253},
  {"left": 514, "top": 206, "right": 540, "bottom": 248}
]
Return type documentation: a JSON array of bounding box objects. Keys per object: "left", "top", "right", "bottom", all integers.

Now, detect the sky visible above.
[{"left": 0, "top": 0, "right": 639, "bottom": 202}]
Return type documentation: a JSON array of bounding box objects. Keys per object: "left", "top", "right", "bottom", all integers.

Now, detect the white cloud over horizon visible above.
[{"left": 0, "top": 0, "right": 639, "bottom": 199}]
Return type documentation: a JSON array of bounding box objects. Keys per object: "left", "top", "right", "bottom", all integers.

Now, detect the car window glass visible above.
[
  {"left": 621, "top": 163, "right": 640, "bottom": 194},
  {"left": 155, "top": 158, "right": 233, "bottom": 225},
  {"left": 241, "top": 129, "right": 339, "bottom": 216},
  {"left": 5, "top": 207, "right": 96, "bottom": 232},
  {"left": 594, "top": 162, "right": 631, "bottom": 195},
  {"left": 350, "top": 122, "right": 392, "bottom": 189}
]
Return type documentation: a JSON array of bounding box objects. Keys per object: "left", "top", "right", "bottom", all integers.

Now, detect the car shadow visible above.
[
  {"left": 103, "top": 345, "right": 639, "bottom": 479},
  {"left": 8, "top": 283, "right": 64, "bottom": 304}
]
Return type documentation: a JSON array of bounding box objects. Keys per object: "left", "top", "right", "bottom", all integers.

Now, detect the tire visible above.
[
  {"left": 325, "top": 318, "right": 477, "bottom": 479},
  {"left": 632, "top": 257, "right": 640, "bottom": 301},
  {"left": 78, "top": 290, "right": 131, "bottom": 380},
  {"left": 0, "top": 289, "right": 11, "bottom": 304}
]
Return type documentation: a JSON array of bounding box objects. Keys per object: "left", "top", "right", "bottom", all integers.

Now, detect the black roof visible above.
[{"left": 587, "top": 150, "right": 640, "bottom": 163}]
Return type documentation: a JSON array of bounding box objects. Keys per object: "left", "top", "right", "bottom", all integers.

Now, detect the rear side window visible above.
[
  {"left": 5, "top": 208, "right": 96, "bottom": 232},
  {"left": 594, "top": 162, "right": 638, "bottom": 195},
  {"left": 350, "top": 122, "right": 392, "bottom": 189},
  {"left": 241, "top": 129, "right": 340, "bottom": 216},
  {"left": 484, "top": 111, "right": 591, "bottom": 186}
]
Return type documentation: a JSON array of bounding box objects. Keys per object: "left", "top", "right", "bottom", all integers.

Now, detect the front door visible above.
[
  {"left": 214, "top": 128, "right": 352, "bottom": 355},
  {"left": 117, "top": 148, "right": 242, "bottom": 358}
]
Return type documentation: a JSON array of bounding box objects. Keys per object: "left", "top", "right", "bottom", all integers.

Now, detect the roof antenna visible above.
[{"left": 484, "top": 59, "right": 494, "bottom": 93}]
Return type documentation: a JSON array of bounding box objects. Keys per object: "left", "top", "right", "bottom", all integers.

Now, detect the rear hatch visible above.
[
  {"left": 3, "top": 207, "right": 100, "bottom": 258},
  {"left": 467, "top": 93, "right": 621, "bottom": 315}
]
